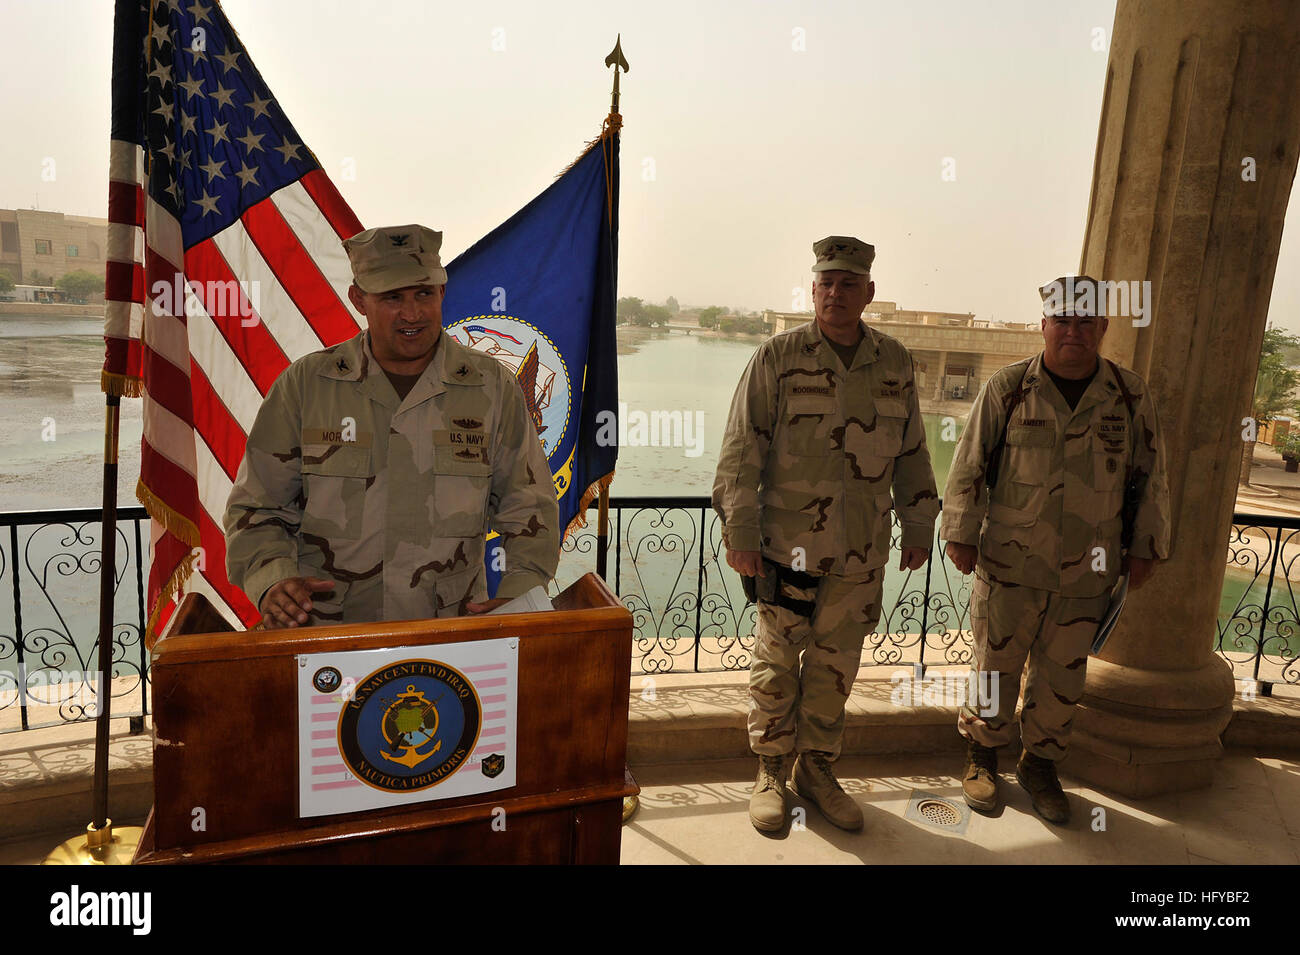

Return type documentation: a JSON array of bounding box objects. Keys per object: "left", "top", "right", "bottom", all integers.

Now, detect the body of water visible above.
[
  {"left": 0, "top": 322, "right": 1282, "bottom": 679},
  {"left": 612, "top": 327, "right": 964, "bottom": 495},
  {"left": 0, "top": 316, "right": 143, "bottom": 510}
]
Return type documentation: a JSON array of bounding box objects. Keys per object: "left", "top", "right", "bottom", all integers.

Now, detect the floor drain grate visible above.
[
  {"left": 904, "top": 791, "right": 971, "bottom": 835},
  {"left": 916, "top": 799, "right": 962, "bottom": 826}
]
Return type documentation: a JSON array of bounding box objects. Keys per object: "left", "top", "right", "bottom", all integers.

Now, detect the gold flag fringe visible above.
[
  {"left": 100, "top": 370, "right": 142, "bottom": 398},
  {"left": 136, "top": 477, "right": 202, "bottom": 648},
  {"left": 555, "top": 117, "right": 620, "bottom": 180},
  {"left": 135, "top": 478, "right": 201, "bottom": 546},
  {"left": 144, "top": 548, "right": 197, "bottom": 651},
  {"left": 563, "top": 470, "right": 615, "bottom": 543}
]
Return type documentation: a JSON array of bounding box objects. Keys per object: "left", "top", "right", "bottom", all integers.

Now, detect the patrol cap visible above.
[
  {"left": 1040, "top": 274, "right": 1103, "bottom": 318},
  {"left": 343, "top": 224, "right": 448, "bottom": 293},
  {"left": 812, "top": 236, "right": 875, "bottom": 275}
]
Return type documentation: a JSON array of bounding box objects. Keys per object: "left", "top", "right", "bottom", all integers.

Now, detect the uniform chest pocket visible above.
[
  {"left": 991, "top": 424, "right": 1054, "bottom": 517},
  {"left": 300, "top": 444, "right": 374, "bottom": 540},
  {"left": 1092, "top": 428, "right": 1128, "bottom": 492},
  {"left": 1003, "top": 424, "right": 1055, "bottom": 482},
  {"left": 782, "top": 394, "right": 837, "bottom": 456},
  {"left": 432, "top": 444, "right": 493, "bottom": 537},
  {"left": 867, "top": 397, "right": 908, "bottom": 457}
]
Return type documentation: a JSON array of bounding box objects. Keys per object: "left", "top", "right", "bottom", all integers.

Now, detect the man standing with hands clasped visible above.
[
  {"left": 941, "top": 275, "right": 1170, "bottom": 824},
  {"left": 714, "top": 236, "right": 939, "bottom": 833}
]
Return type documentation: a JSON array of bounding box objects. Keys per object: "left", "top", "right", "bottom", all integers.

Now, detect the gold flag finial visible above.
[{"left": 604, "top": 34, "right": 629, "bottom": 126}]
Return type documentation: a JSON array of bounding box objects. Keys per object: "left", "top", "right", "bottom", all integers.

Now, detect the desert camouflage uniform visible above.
[
  {"left": 714, "top": 318, "right": 939, "bottom": 756},
  {"left": 225, "top": 329, "right": 559, "bottom": 625},
  {"left": 940, "top": 352, "right": 1170, "bottom": 759}
]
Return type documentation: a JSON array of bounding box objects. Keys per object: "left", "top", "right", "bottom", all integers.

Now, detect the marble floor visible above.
[
  {"left": 619, "top": 753, "right": 1300, "bottom": 865},
  {"left": 3, "top": 751, "right": 1296, "bottom": 866}
]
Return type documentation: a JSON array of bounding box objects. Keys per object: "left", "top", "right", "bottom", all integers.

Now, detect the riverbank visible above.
[{"left": 0, "top": 302, "right": 102, "bottom": 319}]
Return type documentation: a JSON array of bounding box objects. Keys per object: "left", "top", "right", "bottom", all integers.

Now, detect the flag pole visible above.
[
  {"left": 599, "top": 33, "right": 626, "bottom": 593},
  {"left": 44, "top": 393, "right": 144, "bottom": 864},
  {"left": 604, "top": 34, "right": 639, "bottom": 826},
  {"left": 46, "top": 0, "right": 152, "bottom": 853}
]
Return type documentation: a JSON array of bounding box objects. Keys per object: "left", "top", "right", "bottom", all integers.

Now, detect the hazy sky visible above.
[{"left": 2, "top": 0, "right": 1297, "bottom": 329}]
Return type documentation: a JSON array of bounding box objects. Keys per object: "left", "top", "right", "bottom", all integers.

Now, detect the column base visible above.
[{"left": 1062, "top": 656, "right": 1236, "bottom": 798}]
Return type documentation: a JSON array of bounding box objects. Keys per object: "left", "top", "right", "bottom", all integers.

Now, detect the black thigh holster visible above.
[{"left": 742, "top": 559, "right": 819, "bottom": 618}]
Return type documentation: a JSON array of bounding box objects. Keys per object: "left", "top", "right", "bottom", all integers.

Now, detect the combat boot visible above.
[
  {"left": 790, "top": 751, "right": 864, "bottom": 831},
  {"left": 749, "top": 754, "right": 788, "bottom": 832},
  {"left": 961, "top": 740, "right": 999, "bottom": 812},
  {"left": 1016, "top": 751, "right": 1070, "bottom": 824}
]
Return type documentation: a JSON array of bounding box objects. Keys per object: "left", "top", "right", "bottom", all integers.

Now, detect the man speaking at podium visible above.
[{"left": 224, "top": 224, "right": 559, "bottom": 629}]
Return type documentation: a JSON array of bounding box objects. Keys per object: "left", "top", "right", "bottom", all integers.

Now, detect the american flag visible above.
[{"left": 103, "top": 0, "right": 365, "bottom": 641}]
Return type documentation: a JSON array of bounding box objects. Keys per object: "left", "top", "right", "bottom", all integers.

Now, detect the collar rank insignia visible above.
[
  {"left": 456, "top": 364, "right": 469, "bottom": 377},
  {"left": 388, "top": 233, "right": 410, "bottom": 247},
  {"left": 802, "top": 343, "right": 819, "bottom": 355},
  {"left": 481, "top": 753, "right": 505, "bottom": 778},
  {"left": 336, "top": 358, "right": 349, "bottom": 373}
]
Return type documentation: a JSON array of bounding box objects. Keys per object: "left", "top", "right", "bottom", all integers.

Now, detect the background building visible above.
[
  {"left": 763, "top": 302, "right": 1043, "bottom": 401},
  {"left": 0, "top": 208, "right": 108, "bottom": 290}
]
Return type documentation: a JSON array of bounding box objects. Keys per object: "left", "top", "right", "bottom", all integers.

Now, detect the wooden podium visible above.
[{"left": 133, "top": 573, "right": 636, "bottom": 865}]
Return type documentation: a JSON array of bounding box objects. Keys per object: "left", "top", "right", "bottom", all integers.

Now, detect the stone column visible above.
[
  {"left": 1066, "top": 0, "right": 1300, "bottom": 796},
  {"left": 933, "top": 349, "right": 948, "bottom": 401}
]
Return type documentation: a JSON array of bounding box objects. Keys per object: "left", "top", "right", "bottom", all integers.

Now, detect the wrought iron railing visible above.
[
  {"left": 1218, "top": 515, "right": 1300, "bottom": 690},
  {"left": 1, "top": 500, "right": 1295, "bottom": 734},
  {"left": 0, "top": 507, "right": 151, "bottom": 734}
]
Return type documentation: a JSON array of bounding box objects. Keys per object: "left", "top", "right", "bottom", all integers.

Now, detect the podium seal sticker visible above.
[
  {"left": 338, "top": 660, "right": 482, "bottom": 793},
  {"left": 482, "top": 753, "right": 505, "bottom": 778},
  {"left": 313, "top": 667, "right": 342, "bottom": 693}
]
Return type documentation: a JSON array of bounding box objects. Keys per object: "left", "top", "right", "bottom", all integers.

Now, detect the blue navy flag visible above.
[{"left": 442, "top": 131, "right": 620, "bottom": 596}]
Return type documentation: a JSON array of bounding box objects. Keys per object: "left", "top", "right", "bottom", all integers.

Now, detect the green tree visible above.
[
  {"left": 1242, "top": 325, "right": 1300, "bottom": 486},
  {"left": 644, "top": 304, "right": 671, "bottom": 326},
  {"left": 698, "top": 306, "right": 723, "bottom": 329},
  {"left": 26, "top": 270, "right": 52, "bottom": 287},
  {"left": 56, "top": 269, "right": 103, "bottom": 303},
  {"left": 617, "top": 296, "right": 646, "bottom": 326},
  {"left": 666, "top": 295, "right": 680, "bottom": 314},
  {"left": 1253, "top": 326, "right": 1300, "bottom": 425},
  {"left": 0, "top": 270, "right": 14, "bottom": 295}
]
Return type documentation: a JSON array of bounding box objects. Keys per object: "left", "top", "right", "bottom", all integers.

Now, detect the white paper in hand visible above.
[{"left": 486, "top": 585, "right": 554, "bottom": 615}]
